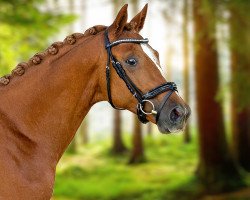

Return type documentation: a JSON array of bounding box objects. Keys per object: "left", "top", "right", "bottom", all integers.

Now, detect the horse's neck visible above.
[{"left": 0, "top": 33, "right": 104, "bottom": 166}]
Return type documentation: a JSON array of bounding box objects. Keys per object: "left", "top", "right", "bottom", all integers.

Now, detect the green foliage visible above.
[
  {"left": 227, "top": 0, "right": 250, "bottom": 109},
  {"left": 232, "top": 72, "right": 250, "bottom": 110},
  {"left": 0, "top": 0, "right": 75, "bottom": 76},
  {"left": 54, "top": 134, "right": 200, "bottom": 200},
  {"left": 54, "top": 134, "right": 250, "bottom": 200}
]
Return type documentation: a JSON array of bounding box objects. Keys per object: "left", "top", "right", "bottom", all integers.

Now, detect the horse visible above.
[{"left": 0, "top": 4, "right": 190, "bottom": 199}]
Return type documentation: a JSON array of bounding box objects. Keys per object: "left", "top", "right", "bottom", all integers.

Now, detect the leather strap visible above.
[
  {"left": 142, "top": 82, "right": 177, "bottom": 100},
  {"left": 106, "top": 65, "right": 123, "bottom": 110},
  {"left": 106, "top": 38, "right": 149, "bottom": 49},
  {"left": 155, "top": 90, "right": 175, "bottom": 122}
]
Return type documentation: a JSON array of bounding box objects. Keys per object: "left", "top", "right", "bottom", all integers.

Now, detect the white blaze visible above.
[{"left": 140, "top": 43, "right": 164, "bottom": 76}]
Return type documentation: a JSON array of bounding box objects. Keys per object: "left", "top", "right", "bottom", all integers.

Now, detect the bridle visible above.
[{"left": 105, "top": 29, "right": 178, "bottom": 124}]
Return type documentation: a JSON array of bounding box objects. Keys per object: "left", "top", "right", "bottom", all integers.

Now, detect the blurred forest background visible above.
[{"left": 0, "top": 0, "right": 250, "bottom": 199}]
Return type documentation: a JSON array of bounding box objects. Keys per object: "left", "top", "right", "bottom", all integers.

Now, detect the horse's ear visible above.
[
  {"left": 127, "top": 4, "right": 148, "bottom": 32},
  {"left": 109, "top": 4, "right": 128, "bottom": 38}
]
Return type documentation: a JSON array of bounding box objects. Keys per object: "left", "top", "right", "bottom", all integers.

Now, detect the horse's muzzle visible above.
[{"left": 157, "top": 103, "right": 191, "bottom": 133}]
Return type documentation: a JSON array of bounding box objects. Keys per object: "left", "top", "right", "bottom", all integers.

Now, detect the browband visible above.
[{"left": 106, "top": 38, "right": 149, "bottom": 49}]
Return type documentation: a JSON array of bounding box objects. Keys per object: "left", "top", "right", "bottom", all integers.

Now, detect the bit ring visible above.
[{"left": 138, "top": 100, "right": 157, "bottom": 115}]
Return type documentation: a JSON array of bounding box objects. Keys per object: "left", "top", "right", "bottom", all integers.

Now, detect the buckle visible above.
[{"left": 138, "top": 100, "right": 157, "bottom": 115}]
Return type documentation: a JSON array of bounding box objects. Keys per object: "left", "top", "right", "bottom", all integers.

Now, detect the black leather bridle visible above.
[{"left": 105, "top": 29, "right": 178, "bottom": 123}]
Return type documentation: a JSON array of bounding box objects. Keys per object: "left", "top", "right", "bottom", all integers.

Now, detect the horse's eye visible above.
[{"left": 126, "top": 58, "right": 137, "bottom": 66}]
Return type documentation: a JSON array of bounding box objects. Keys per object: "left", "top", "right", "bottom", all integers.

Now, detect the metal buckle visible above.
[{"left": 138, "top": 100, "right": 157, "bottom": 115}]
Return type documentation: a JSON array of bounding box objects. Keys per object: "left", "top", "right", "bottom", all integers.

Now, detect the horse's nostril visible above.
[{"left": 170, "top": 107, "right": 184, "bottom": 122}]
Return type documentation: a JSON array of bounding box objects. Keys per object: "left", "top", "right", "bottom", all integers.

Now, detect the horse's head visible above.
[{"left": 98, "top": 4, "right": 190, "bottom": 133}]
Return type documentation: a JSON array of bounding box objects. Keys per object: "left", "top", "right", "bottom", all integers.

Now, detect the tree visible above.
[
  {"left": 112, "top": 110, "right": 127, "bottom": 153},
  {"left": 129, "top": 115, "right": 145, "bottom": 163},
  {"left": 182, "top": 0, "right": 191, "bottom": 143},
  {"left": 0, "top": 0, "right": 74, "bottom": 76},
  {"left": 129, "top": 0, "right": 145, "bottom": 164},
  {"left": 147, "top": 123, "right": 152, "bottom": 137},
  {"left": 111, "top": 0, "right": 128, "bottom": 154},
  {"left": 228, "top": 0, "right": 250, "bottom": 172},
  {"left": 193, "top": 0, "right": 243, "bottom": 192},
  {"left": 162, "top": 3, "right": 175, "bottom": 81},
  {"left": 80, "top": 119, "right": 88, "bottom": 145}
]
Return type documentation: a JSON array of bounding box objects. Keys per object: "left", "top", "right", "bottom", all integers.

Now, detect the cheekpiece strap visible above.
[{"left": 105, "top": 29, "right": 149, "bottom": 109}]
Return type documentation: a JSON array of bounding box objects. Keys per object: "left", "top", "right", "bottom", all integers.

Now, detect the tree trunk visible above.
[
  {"left": 111, "top": 0, "right": 128, "bottom": 155},
  {"left": 80, "top": 119, "right": 88, "bottom": 145},
  {"left": 165, "top": 46, "right": 173, "bottom": 81},
  {"left": 162, "top": 2, "right": 176, "bottom": 81},
  {"left": 112, "top": 110, "right": 127, "bottom": 154},
  {"left": 183, "top": 0, "right": 191, "bottom": 143},
  {"left": 193, "top": 0, "right": 243, "bottom": 193},
  {"left": 128, "top": 0, "right": 146, "bottom": 164},
  {"left": 229, "top": 1, "right": 250, "bottom": 172},
  {"left": 147, "top": 123, "right": 152, "bottom": 137},
  {"left": 129, "top": 115, "right": 145, "bottom": 164}
]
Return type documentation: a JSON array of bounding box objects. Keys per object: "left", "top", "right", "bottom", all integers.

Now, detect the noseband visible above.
[{"left": 105, "top": 29, "right": 178, "bottom": 123}]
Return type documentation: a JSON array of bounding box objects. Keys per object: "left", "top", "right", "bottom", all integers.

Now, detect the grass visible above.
[{"left": 53, "top": 133, "right": 250, "bottom": 200}]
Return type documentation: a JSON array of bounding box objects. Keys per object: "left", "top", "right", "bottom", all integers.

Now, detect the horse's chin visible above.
[
  {"left": 157, "top": 126, "right": 171, "bottom": 134},
  {"left": 157, "top": 122, "right": 183, "bottom": 134}
]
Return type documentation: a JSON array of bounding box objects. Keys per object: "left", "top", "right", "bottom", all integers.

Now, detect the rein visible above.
[{"left": 104, "top": 29, "right": 178, "bottom": 123}]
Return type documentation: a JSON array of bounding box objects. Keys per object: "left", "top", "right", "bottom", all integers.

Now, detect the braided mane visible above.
[{"left": 0, "top": 25, "right": 107, "bottom": 86}]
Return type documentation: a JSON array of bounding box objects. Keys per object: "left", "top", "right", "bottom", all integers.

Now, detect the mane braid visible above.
[{"left": 0, "top": 25, "right": 107, "bottom": 86}]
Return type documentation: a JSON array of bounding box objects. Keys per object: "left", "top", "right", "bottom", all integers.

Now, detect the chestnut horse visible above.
[{"left": 0, "top": 4, "right": 190, "bottom": 200}]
